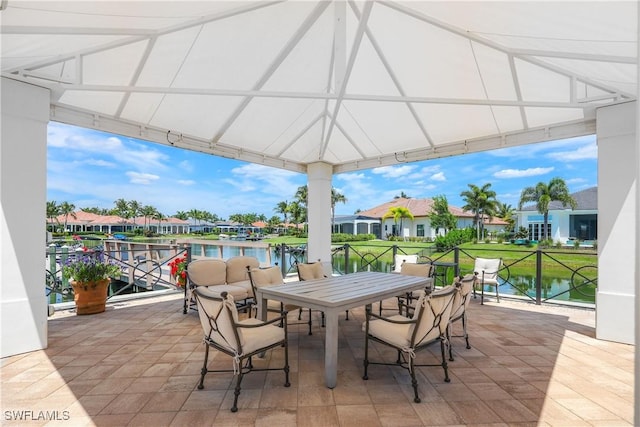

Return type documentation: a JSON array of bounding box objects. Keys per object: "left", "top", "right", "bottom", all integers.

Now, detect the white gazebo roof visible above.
[{"left": 1, "top": 1, "right": 636, "bottom": 173}]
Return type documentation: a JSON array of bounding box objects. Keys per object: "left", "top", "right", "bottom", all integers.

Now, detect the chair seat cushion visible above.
[
  {"left": 478, "top": 277, "right": 499, "bottom": 285},
  {"left": 205, "top": 285, "right": 249, "bottom": 300},
  {"left": 238, "top": 318, "right": 285, "bottom": 354},
  {"left": 364, "top": 315, "right": 412, "bottom": 349},
  {"left": 231, "top": 280, "right": 254, "bottom": 297},
  {"left": 266, "top": 300, "right": 299, "bottom": 312}
]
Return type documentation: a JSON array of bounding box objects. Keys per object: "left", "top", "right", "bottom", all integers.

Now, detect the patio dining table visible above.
[{"left": 255, "top": 271, "right": 432, "bottom": 388}]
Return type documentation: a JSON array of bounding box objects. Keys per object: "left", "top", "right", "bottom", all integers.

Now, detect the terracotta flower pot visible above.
[{"left": 71, "top": 278, "right": 110, "bottom": 315}]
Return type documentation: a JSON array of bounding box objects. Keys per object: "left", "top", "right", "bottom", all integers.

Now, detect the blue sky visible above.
[{"left": 47, "top": 122, "right": 597, "bottom": 219}]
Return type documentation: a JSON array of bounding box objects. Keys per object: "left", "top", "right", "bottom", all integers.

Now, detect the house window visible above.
[
  {"left": 416, "top": 224, "right": 425, "bottom": 237},
  {"left": 528, "top": 223, "right": 551, "bottom": 241}
]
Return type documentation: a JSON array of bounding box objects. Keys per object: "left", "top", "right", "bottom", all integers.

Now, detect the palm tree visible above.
[
  {"left": 294, "top": 185, "right": 308, "bottom": 206},
  {"left": 460, "top": 183, "right": 498, "bottom": 241},
  {"left": 188, "top": 209, "right": 204, "bottom": 230},
  {"left": 287, "top": 201, "right": 304, "bottom": 235},
  {"left": 128, "top": 200, "right": 141, "bottom": 229},
  {"left": 173, "top": 211, "right": 189, "bottom": 220},
  {"left": 394, "top": 191, "right": 411, "bottom": 199},
  {"left": 331, "top": 189, "right": 347, "bottom": 232},
  {"left": 46, "top": 201, "right": 60, "bottom": 232},
  {"left": 496, "top": 202, "right": 516, "bottom": 232},
  {"left": 294, "top": 185, "right": 308, "bottom": 232},
  {"left": 267, "top": 215, "right": 281, "bottom": 233},
  {"left": 140, "top": 205, "right": 157, "bottom": 230},
  {"left": 274, "top": 201, "right": 289, "bottom": 224},
  {"left": 113, "top": 198, "right": 129, "bottom": 218},
  {"left": 153, "top": 211, "right": 166, "bottom": 234},
  {"left": 382, "top": 206, "right": 414, "bottom": 238},
  {"left": 59, "top": 201, "right": 76, "bottom": 234},
  {"left": 518, "top": 177, "right": 577, "bottom": 241}
]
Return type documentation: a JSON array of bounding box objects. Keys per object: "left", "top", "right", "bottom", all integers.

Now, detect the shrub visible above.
[
  {"left": 514, "top": 226, "right": 529, "bottom": 239},
  {"left": 331, "top": 233, "right": 376, "bottom": 243},
  {"left": 434, "top": 228, "right": 474, "bottom": 251}
]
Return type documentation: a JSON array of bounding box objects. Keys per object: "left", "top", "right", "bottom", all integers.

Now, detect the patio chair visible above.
[
  {"left": 186, "top": 259, "right": 251, "bottom": 314},
  {"left": 247, "top": 265, "right": 304, "bottom": 330},
  {"left": 193, "top": 287, "right": 290, "bottom": 412},
  {"left": 378, "top": 254, "right": 420, "bottom": 315},
  {"left": 472, "top": 257, "right": 503, "bottom": 304},
  {"left": 447, "top": 274, "right": 474, "bottom": 361},
  {"left": 295, "top": 261, "right": 328, "bottom": 332},
  {"left": 392, "top": 254, "right": 418, "bottom": 273},
  {"left": 396, "top": 262, "right": 435, "bottom": 316},
  {"left": 362, "top": 284, "right": 457, "bottom": 403}
]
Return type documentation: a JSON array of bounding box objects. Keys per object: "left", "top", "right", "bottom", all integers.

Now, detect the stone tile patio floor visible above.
[{"left": 1, "top": 293, "right": 634, "bottom": 426}]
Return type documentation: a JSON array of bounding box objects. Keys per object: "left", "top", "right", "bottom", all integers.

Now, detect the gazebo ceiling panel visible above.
[
  {"left": 411, "top": 104, "right": 505, "bottom": 145},
  {"left": 261, "top": 6, "right": 335, "bottom": 93},
  {"left": 148, "top": 94, "right": 245, "bottom": 138},
  {"left": 172, "top": 4, "right": 316, "bottom": 91},
  {"left": 367, "top": 6, "right": 488, "bottom": 99},
  {"left": 82, "top": 41, "right": 148, "bottom": 86},
  {"left": 57, "top": 91, "right": 126, "bottom": 117},
  {"left": 224, "top": 97, "right": 327, "bottom": 153},
  {"left": 523, "top": 107, "right": 585, "bottom": 129},
  {"left": 469, "top": 43, "right": 518, "bottom": 101},
  {"left": 135, "top": 27, "right": 204, "bottom": 87},
  {"left": 1, "top": 1, "right": 635, "bottom": 173},
  {"left": 339, "top": 100, "right": 428, "bottom": 153}
]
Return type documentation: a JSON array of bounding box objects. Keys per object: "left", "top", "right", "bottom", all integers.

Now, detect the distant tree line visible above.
[{"left": 47, "top": 177, "right": 574, "bottom": 242}]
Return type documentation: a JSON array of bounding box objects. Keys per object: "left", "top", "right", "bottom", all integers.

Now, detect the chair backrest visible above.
[
  {"left": 248, "top": 266, "right": 284, "bottom": 295},
  {"left": 450, "top": 274, "right": 474, "bottom": 321},
  {"left": 410, "top": 285, "right": 457, "bottom": 347},
  {"left": 226, "top": 256, "right": 260, "bottom": 284},
  {"left": 400, "top": 262, "right": 433, "bottom": 278},
  {"left": 473, "top": 257, "right": 502, "bottom": 284},
  {"left": 296, "top": 261, "right": 325, "bottom": 281},
  {"left": 187, "top": 259, "right": 227, "bottom": 286},
  {"left": 194, "top": 287, "right": 242, "bottom": 354},
  {"left": 393, "top": 254, "right": 418, "bottom": 273}
]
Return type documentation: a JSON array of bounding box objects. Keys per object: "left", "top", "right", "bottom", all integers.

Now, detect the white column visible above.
[
  {"left": 596, "top": 101, "right": 636, "bottom": 345},
  {"left": 1, "top": 77, "right": 50, "bottom": 357},
  {"left": 307, "top": 162, "right": 332, "bottom": 273}
]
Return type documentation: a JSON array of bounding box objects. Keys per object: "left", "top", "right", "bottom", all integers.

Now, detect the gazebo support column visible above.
[
  {"left": 596, "top": 101, "right": 636, "bottom": 346},
  {"left": 1, "top": 78, "right": 49, "bottom": 357},
  {"left": 307, "top": 162, "right": 333, "bottom": 273}
]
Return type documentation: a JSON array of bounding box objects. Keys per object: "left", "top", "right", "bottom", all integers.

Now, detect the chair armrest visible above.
[
  {"left": 235, "top": 311, "right": 289, "bottom": 329},
  {"left": 365, "top": 308, "right": 416, "bottom": 325}
]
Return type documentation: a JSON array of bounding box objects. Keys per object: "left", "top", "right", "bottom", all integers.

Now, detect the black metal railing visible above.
[
  {"left": 46, "top": 243, "right": 190, "bottom": 304},
  {"left": 330, "top": 243, "right": 597, "bottom": 307},
  {"left": 49, "top": 240, "right": 596, "bottom": 308}
]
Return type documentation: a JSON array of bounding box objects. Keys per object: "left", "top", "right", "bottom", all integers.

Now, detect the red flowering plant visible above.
[{"left": 169, "top": 255, "right": 188, "bottom": 288}]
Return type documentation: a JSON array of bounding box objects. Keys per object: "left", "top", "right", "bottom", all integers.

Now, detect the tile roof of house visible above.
[
  {"left": 358, "top": 197, "right": 509, "bottom": 225},
  {"left": 49, "top": 211, "right": 188, "bottom": 225}
]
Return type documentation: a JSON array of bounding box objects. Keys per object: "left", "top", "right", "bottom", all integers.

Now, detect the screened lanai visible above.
[{"left": 1, "top": 0, "right": 638, "bottom": 416}]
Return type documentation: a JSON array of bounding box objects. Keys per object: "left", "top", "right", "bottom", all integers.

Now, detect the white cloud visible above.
[
  {"left": 547, "top": 143, "right": 597, "bottom": 161},
  {"left": 566, "top": 177, "right": 586, "bottom": 184},
  {"left": 488, "top": 135, "right": 596, "bottom": 159},
  {"left": 228, "top": 163, "right": 302, "bottom": 196},
  {"left": 430, "top": 172, "right": 446, "bottom": 181},
  {"left": 177, "top": 179, "right": 196, "bottom": 186},
  {"left": 85, "top": 159, "right": 116, "bottom": 168},
  {"left": 493, "top": 167, "right": 554, "bottom": 178},
  {"left": 178, "top": 160, "right": 194, "bottom": 173},
  {"left": 126, "top": 171, "right": 159, "bottom": 185},
  {"left": 371, "top": 165, "right": 416, "bottom": 178}
]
